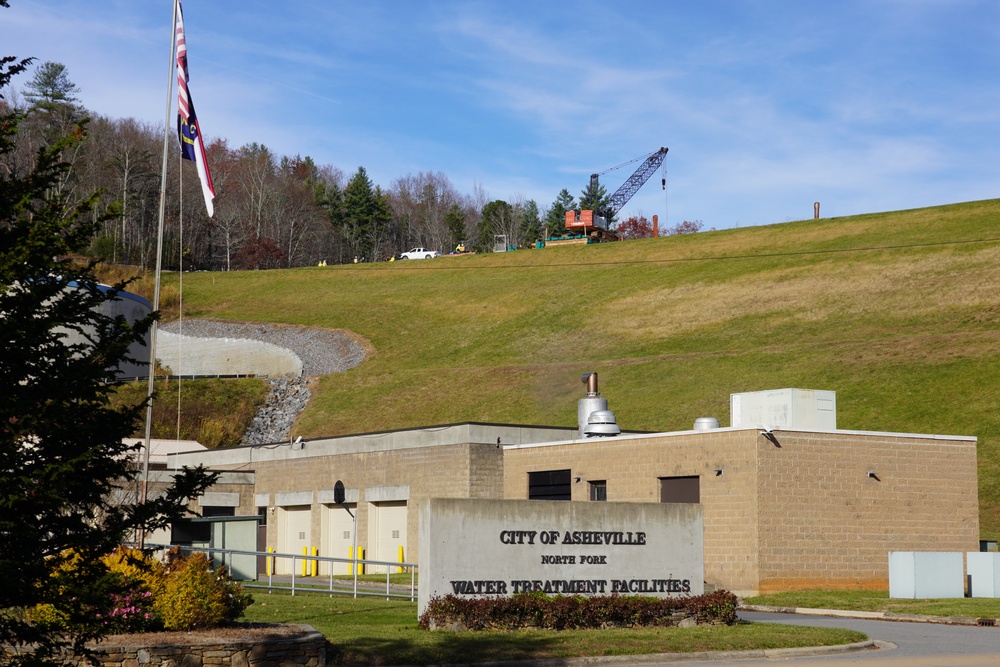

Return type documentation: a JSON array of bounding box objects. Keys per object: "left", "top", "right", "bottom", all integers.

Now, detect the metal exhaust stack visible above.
[{"left": 578, "top": 373, "right": 621, "bottom": 438}]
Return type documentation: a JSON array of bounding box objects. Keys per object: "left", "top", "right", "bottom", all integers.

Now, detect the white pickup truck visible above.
[{"left": 399, "top": 247, "right": 439, "bottom": 260}]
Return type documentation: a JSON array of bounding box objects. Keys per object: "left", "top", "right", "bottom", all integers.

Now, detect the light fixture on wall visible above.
[
  {"left": 715, "top": 468, "right": 724, "bottom": 476},
  {"left": 574, "top": 476, "right": 582, "bottom": 483},
  {"left": 760, "top": 427, "right": 781, "bottom": 447},
  {"left": 268, "top": 507, "right": 275, "bottom": 515},
  {"left": 867, "top": 471, "right": 881, "bottom": 481}
]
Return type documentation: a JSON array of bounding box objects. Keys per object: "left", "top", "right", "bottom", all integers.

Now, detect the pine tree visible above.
[
  {"left": 545, "top": 188, "right": 576, "bottom": 237},
  {"left": 1, "top": 45, "right": 217, "bottom": 667},
  {"left": 445, "top": 203, "right": 466, "bottom": 248},
  {"left": 579, "top": 177, "right": 609, "bottom": 213}
]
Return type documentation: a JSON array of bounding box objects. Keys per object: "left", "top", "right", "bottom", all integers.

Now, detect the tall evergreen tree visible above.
[
  {"left": 579, "top": 177, "right": 610, "bottom": 213},
  {"left": 23, "top": 61, "right": 80, "bottom": 112},
  {"left": 479, "top": 199, "right": 514, "bottom": 251},
  {"left": 341, "top": 167, "right": 392, "bottom": 261},
  {"left": 520, "top": 199, "right": 542, "bottom": 243},
  {"left": 1, "top": 43, "right": 217, "bottom": 667},
  {"left": 545, "top": 188, "right": 576, "bottom": 237},
  {"left": 22, "top": 61, "right": 83, "bottom": 146},
  {"left": 445, "top": 203, "right": 466, "bottom": 248}
]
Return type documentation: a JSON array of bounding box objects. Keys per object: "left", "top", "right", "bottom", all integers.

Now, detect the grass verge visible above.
[
  {"left": 241, "top": 592, "right": 866, "bottom": 666},
  {"left": 745, "top": 590, "right": 1000, "bottom": 618},
  {"left": 112, "top": 377, "right": 268, "bottom": 448}
]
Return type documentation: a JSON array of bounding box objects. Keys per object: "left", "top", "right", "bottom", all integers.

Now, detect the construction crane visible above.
[{"left": 564, "top": 147, "right": 668, "bottom": 241}]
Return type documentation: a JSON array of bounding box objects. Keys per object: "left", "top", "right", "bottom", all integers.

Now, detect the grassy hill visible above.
[{"left": 161, "top": 198, "right": 1000, "bottom": 539}]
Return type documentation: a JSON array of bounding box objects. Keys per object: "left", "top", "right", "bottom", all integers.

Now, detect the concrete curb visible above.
[
  {"left": 741, "top": 604, "right": 1000, "bottom": 627},
  {"left": 396, "top": 640, "right": 885, "bottom": 667}
]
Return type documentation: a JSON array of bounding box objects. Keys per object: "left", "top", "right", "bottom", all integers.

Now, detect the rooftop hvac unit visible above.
[{"left": 730, "top": 388, "right": 836, "bottom": 431}]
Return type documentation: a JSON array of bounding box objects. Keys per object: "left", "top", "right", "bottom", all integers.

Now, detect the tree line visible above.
[{"left": 4, "top": 61, "right": 703, "bottom": 269}]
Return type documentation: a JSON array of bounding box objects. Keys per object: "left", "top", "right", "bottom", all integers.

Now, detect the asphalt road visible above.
[{"left": 666, "top": 611, "right": 1000, "bottom": 666}]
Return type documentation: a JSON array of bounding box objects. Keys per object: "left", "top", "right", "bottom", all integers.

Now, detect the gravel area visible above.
[{"left": 160, "top": 319, "right": 368, "bottom": 445}]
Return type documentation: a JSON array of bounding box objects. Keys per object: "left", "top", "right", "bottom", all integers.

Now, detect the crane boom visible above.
[{"left": 591, "top": 146, "right": 668, "bottom": 220}]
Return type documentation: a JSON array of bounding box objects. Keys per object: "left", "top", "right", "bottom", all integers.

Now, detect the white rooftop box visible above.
[{"left": 730, "top": 388, "right": 836, "bottom": 430}]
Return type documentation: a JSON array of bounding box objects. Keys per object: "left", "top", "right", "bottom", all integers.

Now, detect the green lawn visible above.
[
  {"left": 745, "top": 590, "right": 1000, "bottom": 618},
  {"left": 241, "top": 592, "right": 867, "bottom": 666}
]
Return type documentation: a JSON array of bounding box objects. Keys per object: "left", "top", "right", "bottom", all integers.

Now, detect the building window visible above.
[
  {"left": 589, "top": 480, "right": 607, "bottom": 501},
  {"left": 202, "top": 506, "right": 236, "bottom": 517},
  {"left": 528, "top": 469, "right": 572, "bottom": 500},
  {"left": 659, "top": 476, "right": 700, "bottom": 503}
]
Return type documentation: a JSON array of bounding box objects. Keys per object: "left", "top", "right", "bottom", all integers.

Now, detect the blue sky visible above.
[{"left": 3, "top": 0, "right": 998, "bottom": 229}]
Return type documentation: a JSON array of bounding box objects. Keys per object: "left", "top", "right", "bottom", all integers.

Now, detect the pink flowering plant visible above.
[{"left": 98, "top": 585, "right": 158, "bottom": 634}]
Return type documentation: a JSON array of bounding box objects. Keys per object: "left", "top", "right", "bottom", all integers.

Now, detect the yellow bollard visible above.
[
  {"left": 358, "top": 547, "right": 365, "bottom": 575},
  {"left": 311, "top": 546, "right": 318, "bottom": 577},
  {"left": 397, "top": 546, "right": 404, "bottom": 573},
  {"left": 266, "top": 547, "right": 273, "bottom": 576},
  {"left": 302, "top": 546, "right": 308, "bottom": 577},
  {"left": 348, "top": 546, "right": 354, "bottom": 575}
]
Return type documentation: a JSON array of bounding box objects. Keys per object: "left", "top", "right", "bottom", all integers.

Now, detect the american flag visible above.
[{"left": 176, "top": 0, "right": 216, "bottom": 217}]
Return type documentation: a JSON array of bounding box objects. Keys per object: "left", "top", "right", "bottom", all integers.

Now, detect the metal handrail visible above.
[{"left": 149, "top": 543, "right": 417, "bottom": 601}]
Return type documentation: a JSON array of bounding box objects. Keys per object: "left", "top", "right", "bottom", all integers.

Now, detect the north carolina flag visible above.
[{"left": 175, "top": 0, "right": 215, "bottom": 217}]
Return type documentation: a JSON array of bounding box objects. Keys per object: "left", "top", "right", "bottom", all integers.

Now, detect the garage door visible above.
[
  {"left": 277, "top": 505, "right": 311, "bottom": 575},
  {"left": 371, "top": 501, "right": 407, "bottom": 573},
  {"left": 322, "top": 504, "right": 356, "bottom": 575}
]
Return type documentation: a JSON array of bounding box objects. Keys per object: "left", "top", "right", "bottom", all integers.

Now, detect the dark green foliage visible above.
[
  {"left": 0, "top": 43, "right": 217, "bottom": 666},
  {"left": 478, "top": 199, "right": 514, "bottom": 252},
  {"left": 520, "top": 199, "right": 542, "bottom": 243},
  {"left": 578, "top": 178, "right": 609, "bottom": 215},
  {"left": 336, "top": 167, "right": 392, "bottom": 262},
  {"left": 545, "top": 188, "right": 575, "bottom": 237},
  {"left": 445, "top": 203, "right": 466, "bottom": 248},
  {"left": 419, "top": 591, "right": 739, "bottom": 631},
  {"left": 23, "top": 61, "right": 80, "bottom": 117}
]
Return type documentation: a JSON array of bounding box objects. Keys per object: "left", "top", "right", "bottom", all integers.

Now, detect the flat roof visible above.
[
  {"left": 501, "top": 425, "right": 977, "bottom": 451},
  {"left": 167, "top": 422, "right": 976, "bottom": 469}
]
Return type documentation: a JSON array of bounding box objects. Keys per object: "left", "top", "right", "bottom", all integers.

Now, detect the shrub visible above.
[
  {"left": 102, "top": 547, "right": 166, "bottom": 599},
  {"left": 155, "top": 551, "right": 253, "bottom": 630},
  {"left": 419, "top": 590, "right": 738, "bottom": 631},
  {"left": 26, "top": 549, "right": 149, "bottom": 640},
  {"left": 97, "top": 548, "right": 165, "bottom": 633},
  {"left": 98, "top": 586, "right": 158, "bottom": 634}
]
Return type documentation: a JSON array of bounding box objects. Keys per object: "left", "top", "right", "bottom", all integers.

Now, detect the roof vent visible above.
[
  {"left": 693, "top": 417, "right": 720, "bottom": 431},
  {"left": 578, "top": 373, "right": 620, "bottom": 437},
  {"left": 583, "top": 409, "right": 621, "bottom": 437}
]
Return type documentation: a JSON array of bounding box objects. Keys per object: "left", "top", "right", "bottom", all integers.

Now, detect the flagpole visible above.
[{"left": 139, "top": 0, "right": 180, "bottom": 549}]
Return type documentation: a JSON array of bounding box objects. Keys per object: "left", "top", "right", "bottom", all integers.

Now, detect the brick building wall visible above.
[
  {"left": 754, "top": 430, "right": 979, "bottom": 592},
  {"left": 503, "top": 430, "right": 762, "bottom": 594},
  {"left": 503, "top": 428, "right": 979, "bottom": 596}
]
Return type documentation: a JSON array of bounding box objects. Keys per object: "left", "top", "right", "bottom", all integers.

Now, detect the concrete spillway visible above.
[{"left": 156, "top": 330, "right": 302, "bottom": 377}]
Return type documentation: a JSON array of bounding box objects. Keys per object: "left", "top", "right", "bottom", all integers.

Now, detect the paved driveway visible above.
[{"left": 704, "top": 611, "right": 1000, "bottom": 666}]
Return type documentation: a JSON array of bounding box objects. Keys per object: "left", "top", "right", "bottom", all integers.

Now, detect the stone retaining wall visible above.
[{"left": 63, "top": 625, "right": 325, "bottom": 667}]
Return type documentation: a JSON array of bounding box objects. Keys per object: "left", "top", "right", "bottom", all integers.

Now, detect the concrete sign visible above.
[{"left": 418, "top": 498, "right": 703, "bottom": 615}]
